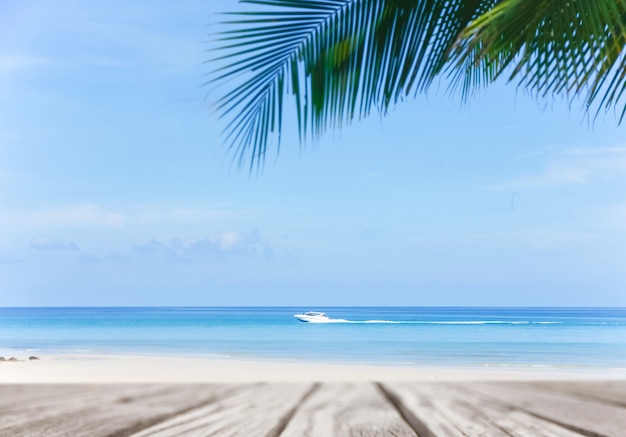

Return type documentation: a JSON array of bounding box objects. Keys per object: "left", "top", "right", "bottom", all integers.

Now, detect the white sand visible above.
[{"left": 1, "top": 354, "right": 625, "bottom": 383}]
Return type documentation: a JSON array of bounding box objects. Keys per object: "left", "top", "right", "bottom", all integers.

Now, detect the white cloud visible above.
[
  {"left": 133, "top": 230, "right": 273, "bottom": 260},
  {"left": 490, "top": 146, "right": 626, "bottom": 190},
  {"left": 29, "top": 236, "right": 80, "bottom": 251}
]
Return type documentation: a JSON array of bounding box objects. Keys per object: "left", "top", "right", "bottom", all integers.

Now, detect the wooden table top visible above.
[{"left": 1, "top": 381, "right": 625, "bottom": 436}]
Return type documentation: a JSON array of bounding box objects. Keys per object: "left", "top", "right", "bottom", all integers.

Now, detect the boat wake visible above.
[{"left": 308, "top": 319, "right": 563, "bottom": 325}]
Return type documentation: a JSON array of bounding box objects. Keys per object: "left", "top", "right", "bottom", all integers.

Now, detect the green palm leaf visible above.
[
  {"left": 209, "top": 0, "right": 491, "bottom": 169},
  {"left": 209, "top": 0, "right": 626, "bottom": 169},
  {"left": 451, "top": 0, "right": 626, "bottom": 120}
]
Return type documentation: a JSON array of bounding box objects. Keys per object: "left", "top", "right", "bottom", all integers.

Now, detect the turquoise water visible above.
[{"left": 1, "top": 307, "right": 626, "bottom": 368}]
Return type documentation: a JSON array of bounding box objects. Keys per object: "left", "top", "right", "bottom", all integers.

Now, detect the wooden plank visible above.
[
  {"left": 468, "top": 382, "right": 626, "bottom": 437},
  {"left": 443, "top": 383, "right": 586, "bottom": 437},
  {"left": 280, "top": 382, "right": 416, "bottom": 437},
  {"left": 0, "top": 384, "right": 158, "bottom": 429},
  {"left": 130, "top": 383, "right": 316, "bottom": 437},
  {"left": 0, "top": 384, "right": 238, "bottom": 437},
  {"left": 0, "top": 384, "right": 92, "bottom": 409},
  {"left": 3, "top": 382, "right": 623, "bottom": 436},
  {"left": 381, "top": 382, "right": 584, "bottom": 437},
  {"left": 532, "top": 381, "right": 626, "bottom": 407}
]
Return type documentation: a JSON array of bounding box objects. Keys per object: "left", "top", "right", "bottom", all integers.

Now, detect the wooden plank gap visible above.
[
  {"left": 376, "top": 382, "right": 435, "bottom": 437},
  {"left": 519, "top": 410, "right": 608, "bottom": 437},
  {"left": 268, "top": 382, "right": 320, "bottom": 437},
  {"left": 448, "top": 383, "right": 585, "bottom": 436},
  {"left": 472, "top": 390, "right": 609, "bottom": 437},
  {"left": 129, "top": 383, "right": 313, "bottom": 436},
  {"left": 281, "top": 383, "right": 416, "bottom": 436}
]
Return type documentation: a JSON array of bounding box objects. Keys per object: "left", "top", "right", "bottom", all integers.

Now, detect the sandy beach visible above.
[{"left": 2, "top": 353, "right": 625, "bottom": 384}]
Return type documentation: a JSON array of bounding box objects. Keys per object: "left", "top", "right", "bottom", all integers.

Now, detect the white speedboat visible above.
[{"left": 294, "top": 311, "right": 330, "bottom": 323}]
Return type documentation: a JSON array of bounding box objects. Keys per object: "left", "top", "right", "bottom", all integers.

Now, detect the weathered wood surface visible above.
[
  {"left": 466, "top": 382, "right": 626, "bottom": 437},
  {"left": 280, "top": 382, "right": 416, "bottom": 437},
  {"left": 0, "top": 384, "right": 237, "bottom": 436},
  {"left": 536, "top": 381, "right": 626, "bottom": 407},
  {"left": 1, "top": 382, "right": 624, "bottom": 437},
  {"left": 131, "top": 383, "right": 315, "bottom": 437},
  {"left": 381, "top": 382, "right": 584, "bottom": 437}
]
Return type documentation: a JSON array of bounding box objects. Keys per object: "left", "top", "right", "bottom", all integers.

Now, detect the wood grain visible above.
[
  {"left": 280, "top": 382, "right": 416, "bottom": 437},
  {"left": 467, "top": 382, "right": 626, "bottom": 437},
  {"left": 381, "top": 382, "right": 585, "bottom": 437},
  {"left": 534, "top": 381, "right": 626, "bottom": 407},
  {"left": 130, "top": 383, "right": 315, "bottom": 437},
  {"left": 0, "top": 384, "right": 236, "bottom": 436},
  {"left": 1, "top": 382, "right": 624, "bottom": 437}
]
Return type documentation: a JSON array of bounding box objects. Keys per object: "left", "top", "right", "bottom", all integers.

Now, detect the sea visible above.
[{"left": 1, "top": 307, "right": 626, "bottom": 369}]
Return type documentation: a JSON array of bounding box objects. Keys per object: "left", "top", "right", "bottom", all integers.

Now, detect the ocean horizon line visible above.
[{"left": 2, "top": 305, "right": 625, "bottom": 309}]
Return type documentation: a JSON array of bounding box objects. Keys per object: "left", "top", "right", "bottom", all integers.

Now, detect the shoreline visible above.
[{"left": 1, "top": 353, "right": 625, "bottom": 383}]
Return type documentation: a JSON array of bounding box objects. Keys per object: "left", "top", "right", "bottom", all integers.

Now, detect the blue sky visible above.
[{"left": 1, "top": 0, "right": 625, "bottom": 306}]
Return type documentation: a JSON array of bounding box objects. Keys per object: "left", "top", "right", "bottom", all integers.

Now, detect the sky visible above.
[{"left": 1, "top": 0, "right": 625, "bottom": 306}]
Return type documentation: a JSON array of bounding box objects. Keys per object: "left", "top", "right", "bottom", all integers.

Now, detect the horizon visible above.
[
  {"left": 2, "top": 305, "right": 626, "bottom": 309},
  {"left": 1, "top": 0, "right": 625, "bottom": 307}
]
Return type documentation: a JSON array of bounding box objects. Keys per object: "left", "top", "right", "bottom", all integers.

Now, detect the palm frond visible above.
[
  {"left": 210, "top": 0, "right": 626, "bottom": 169},
  {"left": 454, "top": 0, "right": 626, "bottom": 120},
  {"left": 209, "top": 0, "right": 491, "bottom": 169}
]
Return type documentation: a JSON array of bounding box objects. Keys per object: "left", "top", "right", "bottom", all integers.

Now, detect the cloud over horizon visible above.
[
  {"left": 29, "top": 236, "right": 80, "bottom": 251},
  {"left": 133, "top": 230, "right": 273, "bottom": 261}
]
